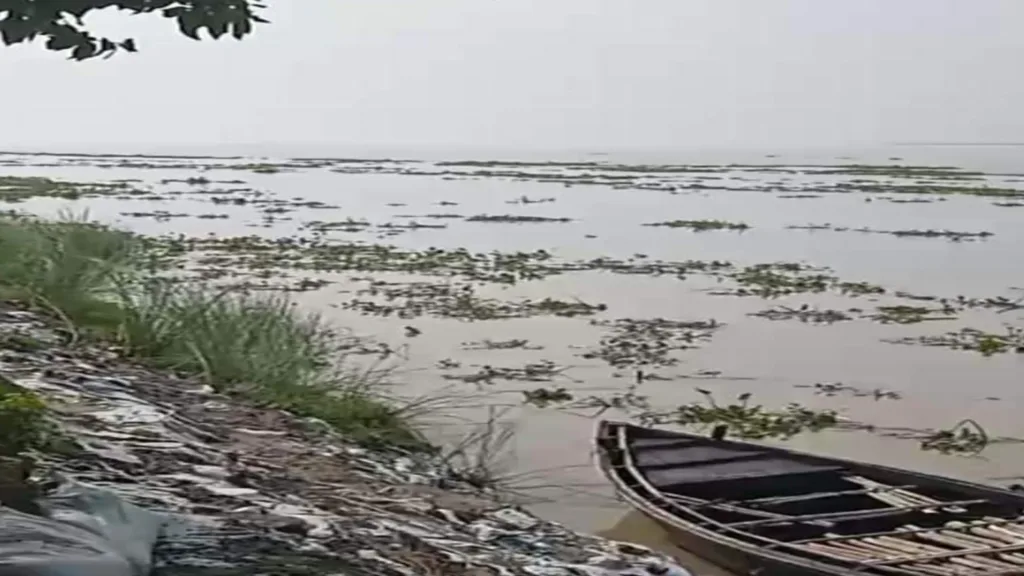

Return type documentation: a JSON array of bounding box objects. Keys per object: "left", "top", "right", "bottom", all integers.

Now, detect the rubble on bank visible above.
[{"left": 0, "top": 303, "right": 693, "bottom": 576}]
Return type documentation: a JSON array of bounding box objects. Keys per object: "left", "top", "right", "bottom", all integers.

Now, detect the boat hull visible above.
[
  {"left": 646, "top": 514, "right": 839, "bottom": 576},
  {"left": 594, "top": 420, "right": 1024, "bottom": 576}
]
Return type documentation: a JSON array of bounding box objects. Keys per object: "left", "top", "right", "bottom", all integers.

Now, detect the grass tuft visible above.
[
  {"left": 0, "top": 213, "right": 420, "bottom": 448},
  {"left": 0, "top": 379, "right": 52, "bottom": 457},
  {"left": 439, "top": 407, "right": 516, "bottom": 489}
]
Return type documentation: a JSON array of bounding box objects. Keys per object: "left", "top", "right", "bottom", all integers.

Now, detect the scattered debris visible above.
[{"left": 0, "top": 304, "right": 694, "bottom": 576}]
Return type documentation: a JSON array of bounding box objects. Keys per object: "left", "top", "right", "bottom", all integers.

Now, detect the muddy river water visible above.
[{"left": 3, "top": 146, "right": 1024, "bottom": 574}]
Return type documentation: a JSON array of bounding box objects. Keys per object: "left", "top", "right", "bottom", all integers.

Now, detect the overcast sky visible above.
[{"left": 0, "top": 0, "right": 1021, "bottom": 153}]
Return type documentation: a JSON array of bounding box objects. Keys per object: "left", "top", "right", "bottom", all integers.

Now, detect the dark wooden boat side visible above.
[{"left": 594, "top": 420, "right": 1024, "bottom": 576}]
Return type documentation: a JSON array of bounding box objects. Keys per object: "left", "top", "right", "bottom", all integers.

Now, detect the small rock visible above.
[
  {"left": 203, "top": 484, "right": 259, "bottom": 497},
  {"left": 393, "top": 457, "right": 414, "bottom": 473},
  {"left": 432, "top": 507, "right": 466, "bottom": 525},
  {"left": 645, "top": 562, "right": 693, "bottom": 576},
  {"left": 491, "top": 507, "right": 539, "bottom": 530},
  {"left": 468, "top": 521, "right": 499, "bottom": 542},
  {"left": 615, "top": 542, "right": 653, "bottom": 557},
  {"left": 268, "top": 515, "right": 310, "bottom": 536},
  {"left": 301, "top": 417, "right": 333, "bottom": 434},
  {"left": 235, "top": 427, "right": 286, "bottom": 437},
  {"left": 192, "top": 464, "right": 230, "bottom": 479}
]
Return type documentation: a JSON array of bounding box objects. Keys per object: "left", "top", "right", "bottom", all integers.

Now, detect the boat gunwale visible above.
[
  {"left": 593, "top": 420, "right": 876, "bottom": 575},
  {"left": 593, "top": 419, "right": 1024, "bottom": 576}
]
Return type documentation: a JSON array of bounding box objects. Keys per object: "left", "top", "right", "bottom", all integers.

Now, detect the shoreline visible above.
[{"left": 0, "top": 297, "right": 692, "bottom": 575}]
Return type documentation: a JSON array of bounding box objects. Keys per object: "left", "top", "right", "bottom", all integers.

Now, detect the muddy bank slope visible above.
[{"left": 0, "top": 302, "right": 691, "bottom": 576}]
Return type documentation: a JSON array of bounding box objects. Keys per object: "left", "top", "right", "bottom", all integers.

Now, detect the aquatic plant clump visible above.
[
  {"left": 796, "top": 382, "right": 902, "bottom": 400},
  {"left": 0, "top": 175, "right": 137, "bottom": 202},
  {"left": 887, "top": 326, "right": 1024, "bottom": 356},
  {"left": 749, "top": 303, "right": 962, "bottom": 325},
  {"left": 183, "top": 235, "right": 563, "bottom": 285},
  {"left": 522, "top": 386, "right": 574, "bottom": 408},
  {"left": 345, "top": 281, "right": 606, "bottom": 320},
  {"left": 462, "top": 338, "right": 543, "bottom": 351},
  {"left": 750, "top": 305, "right": 853, "bottom": 324},
  {"left": 442, "top": 360, "right": 569, "bottom": 386},
  {"left": 726, "top": 264, "right": 832, "bottom": 298},
  {"left": 466, "top": 214, "right": 571, "bottom": 224},
  {"left": 787, "top": 223, "right": 994, "bottom": 242},
  {"left": 920, "top": 419, "right": 989, "bottom": 455},
  {"left": 641, "top": 391, "right": 840, "bottom": 440},
  {"left": 582, "top": 317, "right": 721, "bottom": 368},
  {"left": 645, "top": 219, "right": 750, "bottom": 231},
  {"left": 868, "top": 305, "right": 958, "bottom": 324}
]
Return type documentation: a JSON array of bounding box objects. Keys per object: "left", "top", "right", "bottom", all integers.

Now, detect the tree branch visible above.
[{"left": 0, "top": 1, "right": 267, "bottom": 60}]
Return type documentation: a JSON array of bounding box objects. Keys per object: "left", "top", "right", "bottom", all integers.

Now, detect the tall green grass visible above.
[
  {"left": 0, "top": 213, "right": 420, "bottom": 447},
  {"left": 0, "top": 213, "right": 136, "bottom": 321}
]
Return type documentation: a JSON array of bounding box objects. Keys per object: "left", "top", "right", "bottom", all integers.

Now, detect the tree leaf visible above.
[
  {"left": 231, "top": 18, "right": 252, "bottom": 39},
  {"left": 71, "top": 42, "right": 96, "bottom": 61},
  {"left": 0, "top": 20, "right": 34, "bottom": 45},
  {"left": 206, "top": 12, "right": 229, "bottom": 39},
  {"left": 44, "top": 26, "right": 81, "bottom": 51},
  {"left": 177, "top": 10, "right": 204, "bottom": 40}
]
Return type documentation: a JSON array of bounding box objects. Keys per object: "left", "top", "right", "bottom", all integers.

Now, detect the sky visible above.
[{"left": 0, "top": 0, "right": 1022, "bottom": 153}]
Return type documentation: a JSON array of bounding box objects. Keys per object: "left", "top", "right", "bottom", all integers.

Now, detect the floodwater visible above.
[{"left": 4, "top": 145, "right": 1024, "bottom": 574}]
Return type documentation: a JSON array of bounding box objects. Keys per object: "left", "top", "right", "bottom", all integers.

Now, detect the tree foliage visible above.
[{"left": 0, "top": 1, "right": 267, "bottom": 60}]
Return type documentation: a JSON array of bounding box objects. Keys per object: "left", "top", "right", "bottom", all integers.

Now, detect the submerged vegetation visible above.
[{"left": 716, "top": 263, "right": 888, "bottom": 298}]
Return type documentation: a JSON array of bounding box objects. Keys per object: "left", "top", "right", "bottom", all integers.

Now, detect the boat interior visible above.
[{"left": 598, "top": 422, "right": 1024, "bottom": 576}]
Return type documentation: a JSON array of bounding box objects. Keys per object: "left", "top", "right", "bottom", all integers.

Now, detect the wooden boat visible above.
[{"left": 595, "top": 421, "right": 1024, "bottom": 576}]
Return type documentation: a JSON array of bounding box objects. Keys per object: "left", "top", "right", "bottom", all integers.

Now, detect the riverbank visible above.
[
  {"left": 0, "top": 299, "right": 691, "bottom": 575},
  {"left": 0, "top": 214, "right": 693, "bottom": 575}
]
